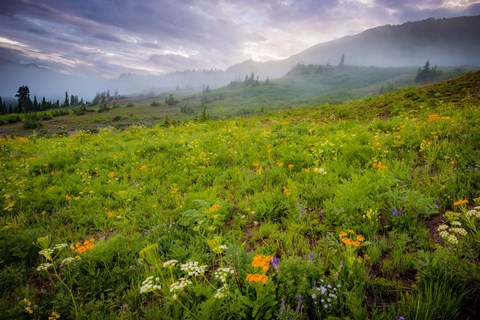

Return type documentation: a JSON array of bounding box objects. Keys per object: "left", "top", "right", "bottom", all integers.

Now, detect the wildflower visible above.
[
  {"left": 139, "top": 165, "right": 147, "bottom": 171},
  {"left": 107, "top": 211, "right": 114, "bottom": 218},
  {"left": 61, "top": 257, "right": 76, "bottom": 265},
  {"left": 65, "top": 195, "right": 72, "bottom": 201},
  {"left": 49, "top": 311, "right": 60, "bottom": 320},
  {"left": 453, "top": 199, "right": 468, "bottom": 206},
  {"left": 140, "top": 276, "right": 162, "bottom": 294},
  {"left": 397, "top": 317, "right": 406, "bottom": 320},
  {"left": 208, "top": 203, "right": 220, "bottom": 213},
  {"left": 288, "top": 164, "right": 294, "bottom": 169},
  {"left": 38, "top": 248, "right": 54, "bottom": 261},
  {"left": 252, "top": 255, "right": 272, "bottom": 271},
  {"left": 214, "top": 285, "right": 229, "bottom": 299},
  {"left": 309, "top": 253, "right": 315, "bottom": 261},
  {"left": 313, "top": 167, "right": 327, "bottom": 175},
  {"left": 339, "top": 231, "right": 347, "bottom": 238},
  {"left": 271, "top": 257, "right": 279, "bottom": 268},
  {"left": 214, "top": 267, "right": 235, "bottom": 283},
  {"left": 180, "top": 261, "right": 208, "bottom": 277},
  {"left": 392, "top": 207, "right": 397, "bottom": 216},
  {"left": 246, "top": 273, "right": 268, "bottom": 284},
  {"left": 170, "top": 278, "right": 192, "bottom": 293},
  {"left": 447, "top": 234, "right": 459, "bottom": 244},
  {"left": 437, "top": 224, "right": 449, "bottom": 231},
  {"left": 37, "top": 263, "right": 52, "bottom": 272},
  {"left": 283, "top": 187, "right": 291, "bottom": 197},
  {"left": 348, "top": 229, "right": 355, "bottom": 234},
  {"left": 356, "top": 235, "right": 364, "bottom": 242},
  {"left": 436, "top": 200, "right": 442, "bottom": 207},
  {"left": 72, "top": 238, "right": 95, "bottom": 254}
]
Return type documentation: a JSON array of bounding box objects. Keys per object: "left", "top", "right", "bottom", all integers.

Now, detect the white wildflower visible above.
[
  {"left": 214, "top": 267, "right": 235, "bottom": 283},
  {"left": 140, "top": 276, "right": 161, "bottom": 294},
  {"left": 447, "top": 234, "right": 459, "bottom": 245},
  {"left": 163, "top": 260, "right": 178, "bottom": 268},
  {"left": 53, "top": 243, "right": 68, "bottom": 251},
  {"left": 450, "top": 221, "right": 462, "bottom": 227},
  {"left": 38, "top": 248, "right": 54, "bottom": 260},
  {"left": 37, "top": 263, "right": 52, "bottom": 272},
  {"left": 61, "top": 257, "right": 76, "bottom": 265},
  {"left": 170, "top": 278, "right": 192, "bottom": 293},
  {"left": 439, "top": 231, "right": 449, "bottom": 238},
  {"left": 180, "top": 261, "right": 208, "bottom": 277},
  {"left": 437, "top": 224, "right": 449, "bottom": 231},
  {"left": 214, "top": 285, "right": 229, "bottom": 299},
  {"left": 450, "top": 227, "right": 467, "bottom": 236}
]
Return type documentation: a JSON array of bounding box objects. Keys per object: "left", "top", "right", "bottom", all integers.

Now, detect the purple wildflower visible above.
[{"left": 392, "top": 207, "right": 397, "bottom": 216}]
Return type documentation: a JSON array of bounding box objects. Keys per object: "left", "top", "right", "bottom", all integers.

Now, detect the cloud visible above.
[{"left": 0, "top": 0, "right": 478, "bottom": 78}]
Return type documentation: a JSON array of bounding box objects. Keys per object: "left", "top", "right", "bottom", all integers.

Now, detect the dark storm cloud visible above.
[{"left": 0, "top": 0, "right": 479, "bottom": 78}]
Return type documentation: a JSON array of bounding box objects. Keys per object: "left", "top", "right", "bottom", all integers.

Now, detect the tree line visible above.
[{"left": 0, "top": 85, "right": 85, "bottom": 115}]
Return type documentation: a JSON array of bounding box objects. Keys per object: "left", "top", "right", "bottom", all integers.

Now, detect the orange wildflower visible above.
[
  {"left": 288, "top": 164, "right": 294, "bottom": 169},
  {"left": 107, "top": 211, "right": 114, "bottom": 218},
  {"left": 65, "top": 195, "right": 72, "bottom": 201},
  {"left": 339, "top": 231, "right": 347, "bottom": 238},
  {"left": 72, "top": 238, "right": 95, "bottom": 254},
  {"left": 453, "top": 199, "right": 468, "bottom": 206},
  {"left": 252, "top": 255, "right": 272, "bottom": 271},
  {"left": 348, "top": 229, "right": 355, "bottom": 234},
  {"left": 139, "top": 165, "right": 147, "bottom": 171},
  {"left": 246, "top": 273, "right": 268, "bottom": 284}
]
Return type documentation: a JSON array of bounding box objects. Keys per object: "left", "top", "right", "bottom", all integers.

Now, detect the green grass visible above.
[{"left": 0, "top": 72, "right": 479, "bottom": 319}]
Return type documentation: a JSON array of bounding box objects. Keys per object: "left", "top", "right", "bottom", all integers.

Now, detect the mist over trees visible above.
[
  {"left": 415, "top": 60, "right": 440, "bottom": 83},
  {"left": 0, "top": 85, "right": 86, "bottom": 115}
]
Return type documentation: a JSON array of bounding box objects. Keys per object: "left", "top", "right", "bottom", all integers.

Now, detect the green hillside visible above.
[{"left": 0, "top": 72, "right": 479, "bottom": 319}]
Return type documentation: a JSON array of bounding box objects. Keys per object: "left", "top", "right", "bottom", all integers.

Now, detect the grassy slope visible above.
[
  {"left": 0, "top": 72, "right": 479, "bottom": 319},
  {"left": 0, "top": 65, "right": 473, "bottom": 136}
]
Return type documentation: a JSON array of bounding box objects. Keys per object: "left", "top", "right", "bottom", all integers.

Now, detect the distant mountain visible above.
[
  {"left": 1, "top": 15, "right": 479, "bottom": 99},
  {"left": 230, "top": 15, "right": 480, "bottom": 79}
]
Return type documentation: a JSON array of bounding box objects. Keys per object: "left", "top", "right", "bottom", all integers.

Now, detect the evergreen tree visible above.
[
  {"left": 33, "top": 96, "right": 38, "bottom": 112},
  {"left": 41, "top": 97, "right": 47, "bottom": 111},
  {"left": 64, "top": 91, "right": 69, "bottom": 107},
  {"left": 15, "top": 85, "right": 31, "bottom": 113}
]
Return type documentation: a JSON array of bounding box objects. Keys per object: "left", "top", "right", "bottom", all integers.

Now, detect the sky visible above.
[{"left": 0, "top": 0, "right": 479, "bottom": 78}]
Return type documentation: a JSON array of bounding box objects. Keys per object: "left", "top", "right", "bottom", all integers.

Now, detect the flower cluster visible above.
[
  {"left": 246, "top": 254, "right": 273, "bottom": 285},
  {"left": 251, "top": 254, "right": 272, "bottom": 271},
  {"left": 214, "top": 267, "right": 235, "bottom": 284},
  {"left": 23, "top": 298, "right": 33, "bottom": 314},
  {"left": 246, "top": 273, "right": 268, "bottom": 284},
  {"left": 305, "top": 167, "right": 327, "bottom": 174},
  {"left": 311, "top": 279, "right": 341, "bottom": 311},
  {"left": 437, "top": 221, "right": 467, "bottom": 245},
  {"left": 180, "top": 261, "right": 208, "bottom": 277},
  {"left": 427, "top": 113, "right": 450, "bottom": 122},
  {"left": 339, "top": 230, "right": 364, "bottom": 247},
  {"left": 48, "top": 311, "right": 60, "bottom": 320},
  {"left": 214, "top": 285, "right": 230, "bottom": 299},
  {"left": 170, "top": 278, "right": 192, "bottom": 295},
  {"left": 466, "top": 207, "right": 480, "bottom": 218},
  {"left": 363, "top": 209, "right": 379, "bottom": 221},
  {"left": 163, "top": 259, "right": 178, "bottom": 268},
  {"left": 453, "top": 199, "right": 468, "bottom": 206},
  {"left": 140, "top": 276, "right": 161, "bottom": 294},
  {"left": 70, "top": 238, "right": 95, "bottom": 254},
  {"left": 373, "top": 160, "right": 388, "bottom": 171}
]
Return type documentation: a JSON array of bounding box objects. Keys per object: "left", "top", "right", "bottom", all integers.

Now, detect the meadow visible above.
[{"left": 1, "top": 72, "right": 479, "bottom": 319}]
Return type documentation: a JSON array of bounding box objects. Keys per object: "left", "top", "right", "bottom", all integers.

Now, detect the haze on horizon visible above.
[{"left": 1, "top": 0, "right": 480, "bottom": 80}]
